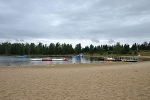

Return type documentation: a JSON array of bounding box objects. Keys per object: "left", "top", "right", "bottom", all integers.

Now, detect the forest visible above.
[{"left": 0, "top": 41, "right": 150, "bottom": 56}]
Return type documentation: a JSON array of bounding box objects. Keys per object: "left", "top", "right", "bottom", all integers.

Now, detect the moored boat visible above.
[
  {"left": 122, "top": 59, "right": 137, "bottom": 62},
  {"left": 104, "top": 57, "right": 115, "bottom": 61},
  {"left": 16, "top": 55, "right": 26, "bottom": 58},
  {"left": 30, "top": 58, "right": 68, "bottom": 61},
  {"left": 42, "top": 58, "right": 52, "bottom": 61},
  {"left": 72, "top": 53, "right": 84, "bottom": 59}
]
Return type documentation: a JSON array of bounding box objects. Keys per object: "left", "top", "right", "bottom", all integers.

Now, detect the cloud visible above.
[
  {"left": 0, "top": 0, "right": 150, "bottom": 47},
  {"left": 15, "top": 39, "right": 25, "bottom": 42},
  {"left": 108, "top": 39, "right": 115, "bottom": 44},
  {"left": 6, "top": 39, "right": 11, "bottom": 43},
  {"left": 20, "top": 39, "right": 25, "bottom": 42},
  {"left": 91, "top": 39, "right": 100, "bottom": 43},
  {"left": 15, "top": 39, "right": 20, "bottom": 42}
]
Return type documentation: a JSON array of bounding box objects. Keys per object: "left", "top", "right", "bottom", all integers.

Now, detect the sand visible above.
[{"left": 0, "top": 62, "right": 150, "bottom": 100}]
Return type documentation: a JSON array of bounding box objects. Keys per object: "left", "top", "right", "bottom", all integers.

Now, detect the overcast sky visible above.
[{"left": 0, "top": 0, "right": 150, "bottom": 47}]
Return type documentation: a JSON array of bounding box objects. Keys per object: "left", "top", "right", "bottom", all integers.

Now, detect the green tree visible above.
[
  {"left": 42, "top": 44, "right": 48, "bottom": 55},
  {"left": 0, "top": 44, "right": 3, "bottom": 55},
  {"left": 148, "top": 41, "right": 150, "bottom": 50},
  {"left": 123, "top": 44, "right": 130, "bottom": 54},
  {"left": 94, "top": 46, "right": 98, "bottom": 53},
  {"left": 82, "top": 46, "right": 89, "bottom": 53},
  {"left": 11, "top": 43, "right": 22, "bottom": 55},
  {"left": 113, "top": 42, "right": 123, "bottom": 55},
  {"left": 100, "top": 48, "right": 105, "bottom": 55},
  {"left": 66, "top": 44, "right": 73, "bottom": 54},
  {"left": 55, "top": 42, "right": 61, "bottom": 55},
  {"left": 61, "top": 43, "right": 67, "bottom": 55},
  {"left": 30, "top": 43, "right": 36, "bottom": 55},
  {"left": 75, "top": 43, "right": 81, "bottom": 54},
  {"left": 24, "top": 43, "right": 30, "bottom": 55},
  {"left": 131, "top": 43, "right": 138, "bottom": 50},
  {"left": 103, "top": 45, "right": 108, "bottom": 51},
  {"left": 89, "top": 44, "right": 94, "bottom": 55},
  {"left": 49, "top": 43, "right": 55, "bottom": 55}
]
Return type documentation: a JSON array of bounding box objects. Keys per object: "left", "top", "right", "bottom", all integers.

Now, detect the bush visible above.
[
  {"left": 100, "top": 52, "right": 104, "bottom": 55},
  {"left": 134, "top": 51, "right": 137, "bottom": 55},
  {"left": 107, "top": 51, "right": 112, "bottom": 54},
  {"left": 128, "top": 51, "right": 132, "bottom": 54}
]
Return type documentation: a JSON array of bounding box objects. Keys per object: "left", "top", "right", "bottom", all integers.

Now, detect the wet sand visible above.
[{"left": 0, "top": 62, "right": 150, "bottom": 100}]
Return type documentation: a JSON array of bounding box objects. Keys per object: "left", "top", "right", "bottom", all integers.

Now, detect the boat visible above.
[
  {"left": 42, "top": 58, "right": 52, "bottom": 61},
  {"left": 72, "top": 53, "right": 84, "bottom": 59},
  {"left": 122, "top": 59, "right": 137, "bottom": 62},
  {"left": 16, "top": 55, "right": 26, "bottom": 58},
  {"left": 52, "top": 58, "right": 68, "bottom": 61},
  {"left": 98, "top": 57, "right": 104, "bottom": 61},
  {"left": 104, "top": 57, "right": 115, "bottom": 61},
  {"left": 121, "top": 56, "right": 138, "bottom": 62},
  {"left": 30, "top": 58, "right": 42, "bottom": 61},
  {"left": 30, "top": 58, "right": 68, "bottom": 61}
]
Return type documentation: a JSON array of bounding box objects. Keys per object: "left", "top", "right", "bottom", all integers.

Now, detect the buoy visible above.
[{"left": 63, "top": 58, "right": 68, "bottom": 61}]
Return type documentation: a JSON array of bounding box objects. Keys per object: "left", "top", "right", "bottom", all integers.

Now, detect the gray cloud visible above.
[
  {"left": 20, "top": 39, "right": 24, "bottom": 42},
  {"left": 14, "top": 39, "right": 25, "bottom": 42},
  {"left": 91, "top": 39, "right": 100, "bottom": 43},
  {"left": 15, "top": 39, "right": 20, "bottom": 42},
  {"left": 108, "top": 39, "right": 115, "bottom": 44},
  {"left": 0, "top": 0, "right": 150, "bottom": 46}
]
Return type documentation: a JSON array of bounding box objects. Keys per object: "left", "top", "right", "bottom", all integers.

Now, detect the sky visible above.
[{"left": 0, "top": 0, "right": 150, "bottom": 47}]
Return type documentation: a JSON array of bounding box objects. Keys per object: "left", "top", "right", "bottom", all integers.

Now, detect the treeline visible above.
[{"left": 0, "top": 41, "right": 150, "bottom": 55}]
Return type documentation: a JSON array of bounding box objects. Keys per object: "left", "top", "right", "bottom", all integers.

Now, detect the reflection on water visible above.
[
  {"left": 0, "top": 56, "right": 30, "bottom": 66},
  {"left": 0, "top": 56, "right": 105, "bottom": 66},
  {"left": 72, "top": 57, "right": 87, "bottom": 64},
  {"left": 0, "top": 56, "right": 92, "bottom": 66},
  {"left": 1, "top": 56, "right": 145, "bottom": 66}
]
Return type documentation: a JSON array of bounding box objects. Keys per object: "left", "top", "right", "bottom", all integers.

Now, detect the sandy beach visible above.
[{"left": 0, "top": 62, "right": 150, "bottom": 100}]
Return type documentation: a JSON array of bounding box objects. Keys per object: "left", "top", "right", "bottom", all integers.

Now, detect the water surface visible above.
[{"left": 0, "top": 56, "right": 96, "bottom": 66}]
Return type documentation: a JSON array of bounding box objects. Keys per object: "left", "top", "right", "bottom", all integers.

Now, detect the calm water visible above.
[{"left": 0, "top": 56, "right": 101, "bottom": 66}]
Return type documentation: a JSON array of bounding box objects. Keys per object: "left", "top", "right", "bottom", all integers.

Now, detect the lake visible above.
[{"left": 0, "top": 56, "right": 102, "bottom": 66}]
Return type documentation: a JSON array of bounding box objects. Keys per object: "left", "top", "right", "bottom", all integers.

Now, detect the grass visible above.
[{"left": 138, "top": 50, "right": 150, "bottom": 56}]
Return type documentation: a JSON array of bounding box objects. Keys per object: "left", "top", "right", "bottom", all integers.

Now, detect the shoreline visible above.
[{"left": 0, "top": 61, "right": 139, "bottom": 68}]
